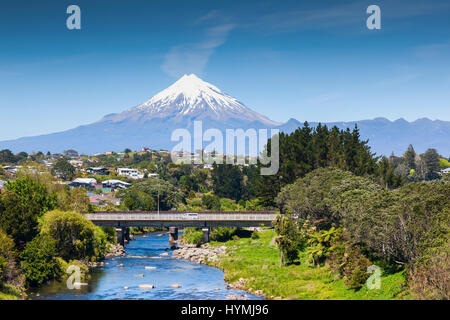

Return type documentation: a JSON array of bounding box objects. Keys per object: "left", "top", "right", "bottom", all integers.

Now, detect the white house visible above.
[
  {"left": 116, "top": 168, "right": 144, "bottom": 179},
  {"left": 102, "top": 179, "right": 131, "bottom": 189}
]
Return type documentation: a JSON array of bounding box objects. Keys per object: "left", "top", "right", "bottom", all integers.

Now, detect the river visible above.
[{"left": 29, "top": 232, "right": 262, "bottom": 300}]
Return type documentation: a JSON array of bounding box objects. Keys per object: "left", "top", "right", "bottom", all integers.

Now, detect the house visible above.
[
  {"left": 3, "top": 166, "right": 21, "bottom": 174},
  {"left": 88, "top": 193, "right": 121, "bottom": 207},
  {"left": 116, "top": 168, "right": 144, "bottom": 179},
  {"left": 142, "top": 147, "right": 153, "bottom": 152},
  {"left": 69, "top": 178, "right": 98, "bottom": 189},
  {"left": 69, "top": 160, "right": 83, "bottom": 167},
  {"left": 86, "top": 167, "right": 109, "bottom": 175},
  {"left": 102, "top": 179, "right": 131, "bottom": 189},
  {"left": 440, "top": 168, "right": 450, "bottom": 175}
]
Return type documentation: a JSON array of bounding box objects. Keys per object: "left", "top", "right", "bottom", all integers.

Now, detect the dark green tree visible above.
[
  {"left": 0, "top": 176, "right": 57, "bottom": 247},
  {"left": 422, "top": 148, "right": 441, "bottom": 180},
  {"left": 51, "top": 159, "right": 76, "bottom": 180}
]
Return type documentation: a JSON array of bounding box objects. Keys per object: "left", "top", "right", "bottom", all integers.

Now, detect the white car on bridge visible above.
[{"left": 181, "top": 212, "right": 199, "bottom": 220}]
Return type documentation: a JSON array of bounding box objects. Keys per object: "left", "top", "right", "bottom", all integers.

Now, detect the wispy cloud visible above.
[
  {"left": 244, "top": 0, "right": 450, "bottom": 33},
  {"left": 162, "top": 11, "right": 235, "bottom": 78}
]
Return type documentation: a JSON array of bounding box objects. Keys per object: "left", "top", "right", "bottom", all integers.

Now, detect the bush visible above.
[
  {"left": 0, "top": 176, "right": 57, "bottom": 247},
  {"left": 0, "top": 229, "right": 20, "bottom": 286},
  {"left": 210, "top": 227, "right": 238, "bottom": 242},
  {"left": 39, "top": 210, "right": 108, "bottom": 261},
  {"left": 251, "top": 231, "right": 260, "bottom": 240},
  {"left": 181, "top": 228, "right": 203, "bottom": 246},
  {"left": 339, "top": 246, "right": 371, "bottom": 290},
  {"left": 202, "top": 194, "right": 221, "bottom": 211},
  {"left": 20, "top": 235, "right": 62, "bottom": 287},
  {"left": 408, "top": 245, "right": 450, "bottom": 300}
]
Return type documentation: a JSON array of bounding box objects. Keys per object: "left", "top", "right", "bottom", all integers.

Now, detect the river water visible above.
[{"left": 30, "top": 232, "right": 261, "bottom": 300}]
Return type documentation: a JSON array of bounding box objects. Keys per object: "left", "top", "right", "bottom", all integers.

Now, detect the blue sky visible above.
[{"left": 1, "top": 0, "right": 450, "bottom": 140}]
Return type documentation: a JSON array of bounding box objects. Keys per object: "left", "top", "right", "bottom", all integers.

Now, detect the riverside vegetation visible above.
[{"left": 1, "top": 123, "right": 449, "bottom": 300}]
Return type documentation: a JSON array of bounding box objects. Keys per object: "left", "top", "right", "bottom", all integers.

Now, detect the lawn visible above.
[{"left": 209, "top": 230, "right": 409, "bottom": 300}]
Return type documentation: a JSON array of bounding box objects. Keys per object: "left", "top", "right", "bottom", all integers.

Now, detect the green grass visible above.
[
  {"left": 209, "top": 230, "right": 409, "bottom": 300},
  {"left": 0, "top": 284, "right": 23, "bottom": 300}
]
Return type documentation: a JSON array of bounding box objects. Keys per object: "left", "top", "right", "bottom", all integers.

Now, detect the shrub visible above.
[
  {"left": 20, "top": 235, "right": 62, "bottom": 287},
  {"left": 0, "top": 176, "right": 57, "bottom": 247},
  {"left": 251, "top": 231, "right": 260, "bottom": 240},
  {"left": 210, "top": 227, "right": 238, "bottom": 242},
  {"left": 0, "top": 229, "right": 20, "bottom": 285},
  {"left": 181, "top": 228, "right": 203, "bottom": 246},
  {"left": 39, "top": 210, "right": 108, "bottom": 261},
  {"left": 408, "top": 245, "right": 450, "bottom": 300},
  {"left": 202, "top": 194, "right": 221, "bottom": 211},
  {"left": 339, "top": 246, "right": 371, "bottom": 290}
]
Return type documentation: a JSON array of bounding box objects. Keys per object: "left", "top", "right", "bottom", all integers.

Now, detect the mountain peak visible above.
[{"left": 104, "top": 74, "right": 280, "bottom": 126}]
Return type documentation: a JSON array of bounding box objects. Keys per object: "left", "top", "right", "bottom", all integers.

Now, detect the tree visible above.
[
  {"left": 20, "top": 234, "right": 61, "bottom": 287},
  {"left": 52, "top": 159, "right": 75, "bottom": 180},
  {"left": 202, "top": 193, "right": 221, "bottom": 211},
  {"left": 211, "top": 163, "right": 244, "bottom": 201},
  {"left": 404, "top": 144, "right": 417, "bottom": 171},
  {"left": 0, "top": 176, "right": 57, "bottom": 247},
  {"left": 0, "top": 149, "right": 15, "bottom": 164},
  {"left": 39, "top": 210, "right": 108, "bottom": 261},
  {"left": 274, "top": 213, "right": 305, "bottom": 266},
  {"left": 256, "top": 123, "right": 382, "bottom": 207},
  {"left": 118, "top": 178, "right": 182, "bottom": 211},
  {"left": 121, "top": 189, "right": 156, "bottom": 211},
  {"left": 422, "top": 148, "right": 441, "bottom": 180}
]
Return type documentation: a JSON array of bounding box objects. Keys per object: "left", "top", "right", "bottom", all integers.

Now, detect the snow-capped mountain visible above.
[
  {"left": 0, "top": 74, "right": 449, "bottom": 156},
  {"left": 101, "top": 74, "right": 280, "bottom": 126}
]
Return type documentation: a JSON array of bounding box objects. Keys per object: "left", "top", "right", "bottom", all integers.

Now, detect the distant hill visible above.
[
  {"left": 0, "top": 74, "right": 448, "bottom": 157},
  {"left": 277, "top": 117, "right": 450, "bottom": 157}
]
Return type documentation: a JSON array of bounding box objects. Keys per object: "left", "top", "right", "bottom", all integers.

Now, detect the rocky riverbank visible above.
[
  {"left": 172, "top": 243, "right": 227, "bottom": 264},
  {"left": 106, "top": 243, "right": 126, "bottom": 258},
  {"left": 172, "top": 243, "right": 263, "bottom": 300}
]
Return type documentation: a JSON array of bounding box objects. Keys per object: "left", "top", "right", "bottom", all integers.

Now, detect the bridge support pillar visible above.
[
  {"left": 124, "top": 227, "right": 130, "bottom": 243},
  {"left": 116, "top": 228, "right": 125, "bottom": 247},
  {"left": 169, "top": 227, "right": 178, "bottom": 249},
  {"left": 202, "top": 228, "right": 210, "bottom": 243}
]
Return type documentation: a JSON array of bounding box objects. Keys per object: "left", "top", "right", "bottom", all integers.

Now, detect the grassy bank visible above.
[{"left": 208, "top": 230, "right": 409, "bottom": 300}]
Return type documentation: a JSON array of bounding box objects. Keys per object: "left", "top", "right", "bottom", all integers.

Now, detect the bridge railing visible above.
[{"left": 84, "top": 212, "right": 278, "bottom": 222}]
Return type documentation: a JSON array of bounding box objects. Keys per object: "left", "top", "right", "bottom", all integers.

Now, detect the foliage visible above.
[
  {"left": 20, "top": 234, "right": 62, "bottom": 287},
  {"left": 181, "top": 228, "right": 204, "bottom": 246},
  {"left": 51, "top": 160, "right": 75, "bottom": 180},
  {"left": 257, "top": 123, "right": 387, "bottom": 207},
  {"left": 422, "top": 148, "right": 441, "bottom": 180},
  {"left": 338, "top": 246, "right": 371, "bottom": 290},
  {"left": 211, "top": 230, "right": 408, "bottom": 300},
  {"left": 274, "top": 213, "right": 306, "bottom": 266},
  {"left": 39, "top": 210, "right": 108, "bottom": 261},
  {"left": 56, "top": 187, "right": 91, "bottom": 213},
  {"left": 210, "top": 227, "right": 238, "bottom": 242},
  {"left": 408, "top": 244, "right": 449, "bottom": 300},
  {"left": 0, "top": 229, "right": 22, "bottom": 288},
  {"left": 117, "top": 178, "right": 182, "bottom": 211},
  {"left": 276, "top": 167, "right": 382, "bottom": 229},
  {"left": 212, "top": 163, "right": 244, "bottom": 201},
  {"left": 0, "top": 176, "right": 57, "bottom": 246},
  {"left": 251, "top": 231, "right": 260, "bottom": 239},
  {"left": 202, "top": 193, "right": 221, "bottom": 211},
  {"left": 306, "top": 227, "right": 343, "bottom": 266},
  {"left": 121, "top": 188, "right": 156, "bottom": 211}
]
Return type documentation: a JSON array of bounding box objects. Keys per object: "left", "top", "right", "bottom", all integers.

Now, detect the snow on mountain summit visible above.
[{"left": 102, "top": 74, "right": 280, "bottom": 125}]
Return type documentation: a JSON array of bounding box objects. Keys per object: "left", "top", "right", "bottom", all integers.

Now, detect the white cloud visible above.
[{"left": 161, "top": 23, "right": 235, "bottom": 78}]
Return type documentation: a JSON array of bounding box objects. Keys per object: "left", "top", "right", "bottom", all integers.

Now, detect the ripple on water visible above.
[{"left": 31, "top": 233, "right": 263, "bottom": 300}]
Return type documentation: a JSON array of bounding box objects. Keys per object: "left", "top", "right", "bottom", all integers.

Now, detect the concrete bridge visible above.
[{"left": 85, "top": 211, "right": 278, "bottom": 246}]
